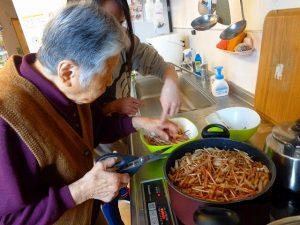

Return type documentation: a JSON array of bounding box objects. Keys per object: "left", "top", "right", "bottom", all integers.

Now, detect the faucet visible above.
[{"left": 171, "top": 62, "right": 210, "bottom": 81}]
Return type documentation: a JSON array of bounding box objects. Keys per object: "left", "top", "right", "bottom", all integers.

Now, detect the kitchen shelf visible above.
[
  {"left": 217, "top": 32, "right": 255, "bottom": 56},
  {"left": 219, "top": 48, "right": 255, "bottom": 56}
]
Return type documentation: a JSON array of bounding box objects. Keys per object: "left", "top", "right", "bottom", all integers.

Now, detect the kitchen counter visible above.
[{"left": 129, "top": 70, "right": 273, "bottom": 225}]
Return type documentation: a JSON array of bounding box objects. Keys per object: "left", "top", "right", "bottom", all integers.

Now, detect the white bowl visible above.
[{"left": 205, "top": 107, "right": 261, "bottom": 141}]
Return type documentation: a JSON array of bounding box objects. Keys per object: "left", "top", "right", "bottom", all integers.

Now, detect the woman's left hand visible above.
[{"left": 132, "top": 117, "right": 179, "bottom": 141}]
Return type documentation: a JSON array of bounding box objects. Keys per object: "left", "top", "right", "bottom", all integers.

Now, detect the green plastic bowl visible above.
[
  {"left": 140, "top": 117, "right": 199, "bottom": 154},
  {"left": 205, "top": 107, "right": 261, "bottom": 141}
]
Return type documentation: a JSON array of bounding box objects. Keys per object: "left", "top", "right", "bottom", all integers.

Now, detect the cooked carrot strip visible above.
[{"left": 144, "top": 128, "right": 190, "bottom": 146}]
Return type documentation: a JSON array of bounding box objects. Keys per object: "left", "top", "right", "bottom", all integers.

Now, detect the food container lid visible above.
[
  {"left": 272, "top": 119, "right": 300, "bottom": 145},
  {"left": 272, "top": 119, "right": 300, "bottom": 157}
]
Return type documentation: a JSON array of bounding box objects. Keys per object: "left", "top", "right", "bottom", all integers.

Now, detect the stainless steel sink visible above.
[{"left": 134, "top": 75, "right": 215, "bottom": 117}]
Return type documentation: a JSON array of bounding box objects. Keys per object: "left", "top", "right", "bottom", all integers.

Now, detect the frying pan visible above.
[{"left": 164, "top": 124, "right": 276, "bottom": 225}]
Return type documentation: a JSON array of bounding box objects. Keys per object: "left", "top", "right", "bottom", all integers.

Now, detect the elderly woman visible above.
[{"left": 0, "top": 3, "right": 178, "bottom": 225}]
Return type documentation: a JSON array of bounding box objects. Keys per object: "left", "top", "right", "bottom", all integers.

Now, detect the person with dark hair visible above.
[
  {"left": 0, "top": 2, "right": 178, "bottom": 225},
  {"left": 69, "top": 0, "right": 181, "bottom": 122}
]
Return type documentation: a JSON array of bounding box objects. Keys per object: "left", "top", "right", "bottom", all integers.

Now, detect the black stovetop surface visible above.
[
  {"left": 176, "top": 183, "right": 300, "bottom": 225},
  {"left": 270, "top": 183, "right": 300, "bottom": 221}
]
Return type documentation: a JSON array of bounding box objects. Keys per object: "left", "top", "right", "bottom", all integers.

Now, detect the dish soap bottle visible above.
[
  {"left": 194, "top": 53, "right": 202, "bottom": 76},
  {"left": 211, "top": 66, "right": 229, "bottom": 97}
]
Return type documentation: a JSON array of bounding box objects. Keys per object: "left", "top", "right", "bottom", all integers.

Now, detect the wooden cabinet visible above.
[{"left": 254, "top": 8, "right": 300, "bottom": 124}]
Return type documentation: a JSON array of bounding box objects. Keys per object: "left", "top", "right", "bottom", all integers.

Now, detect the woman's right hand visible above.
[{"left": 68, "top": 157, "right": 130, "bottom": 204}]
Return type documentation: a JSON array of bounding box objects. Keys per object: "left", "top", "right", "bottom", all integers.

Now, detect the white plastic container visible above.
[
  {"left": 154, "top": 0, "right": 165, "bottom": 28},
  {"left": 182, "top": 48, "right": 193, "bottom": 72},
  {"left": 211, "top": 66, "right": 229, "bottom": 97},
  {"left": 144, "top": 0, "right": 154, "bottom": 22}
]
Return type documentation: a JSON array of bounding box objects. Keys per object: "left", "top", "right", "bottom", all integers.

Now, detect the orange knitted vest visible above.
[{"left": 0, "top": 56, "right": 95, "bottom": 225}]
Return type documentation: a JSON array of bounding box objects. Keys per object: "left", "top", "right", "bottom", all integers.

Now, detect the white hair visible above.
[{"left": 37, "top": 2, "right": 130, "bottom": 86}]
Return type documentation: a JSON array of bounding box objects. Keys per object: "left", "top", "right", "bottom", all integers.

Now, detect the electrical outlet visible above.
[{"left": 275, "top": 64, "right": 284, "bottom": 80}]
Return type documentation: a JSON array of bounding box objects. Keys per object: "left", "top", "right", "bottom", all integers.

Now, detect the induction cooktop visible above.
[{"left": 140, "top": 179, "right": 300, "bottom": 225}]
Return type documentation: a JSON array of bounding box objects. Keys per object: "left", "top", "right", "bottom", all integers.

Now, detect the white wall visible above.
[{"left": 170, "top": 0, "right": 300, "bottom": 93}]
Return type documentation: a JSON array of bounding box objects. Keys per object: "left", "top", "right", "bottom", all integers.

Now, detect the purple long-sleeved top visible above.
[{"left": 0, "top": 54, "right": 135, "bottom": 225}]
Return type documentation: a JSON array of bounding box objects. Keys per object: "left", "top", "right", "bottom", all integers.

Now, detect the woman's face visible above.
[
  {"left": 101, "top": 0, "right": 125, "bottom": 23},
  {"left": 60, "top": 55, "right": 119, "bottom": 104}
]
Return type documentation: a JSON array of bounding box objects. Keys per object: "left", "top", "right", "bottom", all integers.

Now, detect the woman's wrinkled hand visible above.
[
  {"left": 132, "top": 116, "right": 179, "bottom": 141},
  {"left": 102, "top": 97, "right": 143, "bottom": 116},
  {"left": 69, "top": 157, "right": 130, "bottom": 204}
]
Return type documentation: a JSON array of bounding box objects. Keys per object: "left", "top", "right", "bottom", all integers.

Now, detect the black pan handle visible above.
[
  {"left": 201, "top": 124, "right": 230, "bottom": 139},
  {"left": 193, "top": 206, "right": 240, "bottom": 225},
  {"left": 97, "top": 153, "right": 139, "bottom": 176}
]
